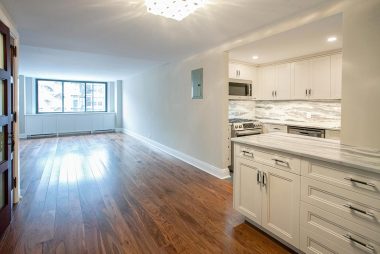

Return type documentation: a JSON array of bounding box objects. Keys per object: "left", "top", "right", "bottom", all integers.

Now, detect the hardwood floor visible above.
[{"left": 0, "top": 133, "right": 293, "bottom": 254}]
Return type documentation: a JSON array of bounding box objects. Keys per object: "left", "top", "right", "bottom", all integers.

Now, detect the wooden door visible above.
[
  {"left": 261, "top": 165, "right": 300, "bottom": 248},
  {"left": 0, "top": 19, "right": 12, "bottom": 236},
  {"left": 233, "top": 157, "right": 263, "bottom": 224}
]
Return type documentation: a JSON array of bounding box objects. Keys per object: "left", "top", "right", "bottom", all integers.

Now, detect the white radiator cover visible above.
[{"left": 25, "top": 113, "right": 116, "bottom": 136}]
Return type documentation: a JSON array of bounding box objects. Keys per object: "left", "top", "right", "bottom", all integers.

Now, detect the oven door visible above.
[{"left": 229, "top": 80, "right": 252, "bottom": 100}]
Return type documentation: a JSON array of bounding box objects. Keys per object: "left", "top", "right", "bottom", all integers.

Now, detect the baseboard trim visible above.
[{"left": 122, "top": 129, "right": 231, "bottom": 179}]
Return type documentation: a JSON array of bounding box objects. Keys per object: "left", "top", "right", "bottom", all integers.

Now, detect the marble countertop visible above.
[
  {"left": 258, "top": 119, "right": 341, "bottom": 130},
  {"left": 232, "top": 133, "right": 380, "bottom": 173}
]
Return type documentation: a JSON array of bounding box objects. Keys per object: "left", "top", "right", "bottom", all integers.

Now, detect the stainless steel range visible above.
[{"left": 229, "top": 119, "right": 263, "bottom": 172}]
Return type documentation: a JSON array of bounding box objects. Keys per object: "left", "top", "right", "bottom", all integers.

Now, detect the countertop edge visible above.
[{"left": 232, "top": 138, "right": 380, "bottom": 174}]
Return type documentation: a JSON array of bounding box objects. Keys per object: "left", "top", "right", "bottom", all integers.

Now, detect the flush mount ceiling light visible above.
[
  {"left": 145, "top": 0, "right": 208, "bottom": 21},
  {"left": 327, "top": 36, "right": 337, "bottom": 42},
  {"left": 252, "top": 55, "right": 259, "bottom": 60}
]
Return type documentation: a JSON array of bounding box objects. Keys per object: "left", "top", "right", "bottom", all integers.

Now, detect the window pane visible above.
[
  {"left": 38, "top": 80, "right": 63, "bottom": 113},
  {"left": 86, "top": 83, "right": 106, "bottom": 112},
  {"left": 64, "top": 82, "right": 85, "bottom": 112}
]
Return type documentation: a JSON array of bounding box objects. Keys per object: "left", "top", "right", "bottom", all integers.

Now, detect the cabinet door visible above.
[
  {"left": 262, "top": 165, "right": 300, "bottom": 248},
  {"left": 233, "top": 157, "right": 262, "bottom": 224},
  {"left": 229, "top": 63, "right": 238, "bottom": 79},
  {"left": 331, "top": 54, "right": 342, "bottom": 99},
  {"left": 293, "top": 60, "right": 311, "bottom": 99},
  {"left": 239, "top": 64, "right": 256, "bottom": 81},
  {"left": 258, "top": 66, "right": 276, "bottom": 100},
  {"left": 275, "top": 63, "right": 292, "bottom": 100},
  {"left": 311, "top": 56, "right": 331, "bottom": 99}
]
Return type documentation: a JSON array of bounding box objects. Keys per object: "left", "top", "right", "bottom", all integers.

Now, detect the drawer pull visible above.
[
  {"left": 344, "top": 177, "right": 376, "bottom": 187},
  {"left": 343, "top": 204, "right": 375, "bottom": 217},
  {"left": 242, "top": 151, "right": 254, "bottom": 158},
  {"left": 272, "top": 158, "right": 289, "bottom": 167},
  {"left": 257, "top": 171, "right": 262, "bottom": 184},
  {"left": 343, "top": 234, "right": 375, "bottom": 252}
]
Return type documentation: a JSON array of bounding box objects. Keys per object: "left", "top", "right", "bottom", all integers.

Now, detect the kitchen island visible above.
[{"left": 231, "top": 133, "right": 380, "bottom": 254}]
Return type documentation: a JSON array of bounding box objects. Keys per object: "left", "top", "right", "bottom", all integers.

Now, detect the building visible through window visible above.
[{"left": 37, "top": 79, "right": 107, "bottom": 113}]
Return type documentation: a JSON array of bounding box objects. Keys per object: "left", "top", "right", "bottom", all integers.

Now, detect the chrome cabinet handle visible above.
[
  {"left": 344, "top": 177, "right": 376, "bottom": 187},
  {"left": 242, "top": 151, "right": 254, "bottom": 158},
  {"left": 343, "top": 234, "right": 375, "bottom": 252},
  {"left": 343, "top": 204, "right": 375, "bottom": 217},
  {"left": 274, "top": 91, "right": 277, "bottom": 97},
  {"left": 306, "top": 89, "right": 308, "bottom": 96},
  {"left": 272, "top": 158, "right": 290, "bottom": 167},
  {"left": 262, "top": 172, "right": 267, "bottom": 186},
  {"left": 257, "top": 171, "right": 262, "bottom": 184},
  {"left": 272, "top": 91, "right": 274, "bottom": 97}
]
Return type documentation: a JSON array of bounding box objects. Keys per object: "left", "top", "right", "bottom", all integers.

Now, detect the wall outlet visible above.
[{"left": 306, "top": 112, "right": 312, "bottom": 119}]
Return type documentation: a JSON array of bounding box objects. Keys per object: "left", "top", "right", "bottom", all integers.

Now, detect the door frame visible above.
[{"left": 0, "top": 18, "right": 12, "bottom": 236}]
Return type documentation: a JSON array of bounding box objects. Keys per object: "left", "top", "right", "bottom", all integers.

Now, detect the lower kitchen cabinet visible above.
[
  {"left": 233, "top": 154, "right": 300, "bottom": 248},
  {"left": 234, "top": 157, "right": 263, "bottom": 225},
  {"left": 262, "top": 164, "right": 300, "bottom": 247}
]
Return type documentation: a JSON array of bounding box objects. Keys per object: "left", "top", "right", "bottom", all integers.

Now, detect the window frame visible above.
[{"left": 36, "top": 78, "right": 108, "bottom": 114}]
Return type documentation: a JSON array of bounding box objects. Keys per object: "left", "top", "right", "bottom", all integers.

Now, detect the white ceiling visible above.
[
  {"left": 19, "top": 46, "right": 160, "bottom": 81},
  {"left": 1, "top": 0, "right": 334, "bottom": 79},
  {"left": 230, "top": 14, "right": 343, "bottom": 64}
]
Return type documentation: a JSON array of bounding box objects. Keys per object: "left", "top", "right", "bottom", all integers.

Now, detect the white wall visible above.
[
  {"left": 122, "top": 49, "right": 229, "bottom": 178},
  {"left": 341, "top": 0, "right": 380, "bottom": 149}
]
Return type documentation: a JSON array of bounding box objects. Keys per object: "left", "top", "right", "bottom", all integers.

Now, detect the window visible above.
[{"left": 37, "top": 79, "right": 107, "bottom": 113}]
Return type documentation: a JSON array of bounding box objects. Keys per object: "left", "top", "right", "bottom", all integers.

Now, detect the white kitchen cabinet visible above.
[
  {"left": 233, "top": 146, "right": 301, "bottom": 248},
  {"left": 258, "top": 64, "right": 291, "bottom": 100},
  {"left": 331, "top": 53, "right": 342, "bottom": 99},
  {"left": 310, "top": 56, "right": 331, "bottom": 99},
  {"left": 229, "top": 62, "right": 257, "bottom": 81},
  {"left": 258, "top": 65, "right": 276, "bottom": 100},
  {"left": 275, "top": 63, "right": 292, "bottom": 100},
  {"left": 234, "top": 157, "right": 263, "bottom": 225},
  {"left": 293, "top": 60, "right": 311, "bottom": 99},
  {"left": 262, "top": 164, "right": 300, "bottom": 247}
]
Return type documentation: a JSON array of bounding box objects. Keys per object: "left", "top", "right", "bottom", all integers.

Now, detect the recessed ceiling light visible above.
[
  {"left": 252, "top": 56, "right": 259, "bottom": 60},
  {"left": 327, "top": 36, "right": 337, "bottom": 42},
  {"left": 145, "top": 0, "right": 208, "bottom": 21}
]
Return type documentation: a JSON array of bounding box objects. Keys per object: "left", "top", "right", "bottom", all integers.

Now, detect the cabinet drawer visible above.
[
  {"left": 301, "top": 177, "right": 380, "bottom": 233},
  {"left": 267, "top": 124, "right": 288, "bottom": 133},
  {"left": 301, "top": 227, "right": 346, "bottom": 254},
  {"left": 301, "top": 160, "right": 380, "bottom": 200},
  {"left": 236, "top": 145, "right": 300, "bottom": 174},
  {"left": 301, "top": 202, "right": 380, "bottom": 254}
]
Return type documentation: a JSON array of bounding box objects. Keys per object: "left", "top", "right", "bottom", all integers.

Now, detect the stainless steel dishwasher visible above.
[{"left": 288, "top": 126, "right": 325, "bottom": 138}]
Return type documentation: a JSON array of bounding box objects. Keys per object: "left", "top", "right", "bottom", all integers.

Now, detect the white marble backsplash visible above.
[
  {"left": 229, "top": 100, "right": 341, "bottom": 128},
  {"left": 229, "top": 100, "right": 256, "bottom": 120}
]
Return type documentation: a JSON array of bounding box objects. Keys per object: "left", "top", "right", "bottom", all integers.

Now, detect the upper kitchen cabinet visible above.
[
  {"left": 293, "top": 60, "right": 311, "bottom": 99},
  {"left": 310, "top": 55, "right": 331, "bottom": 99},
  {"left": 275, "top": 63, "right": 292, "bottom": 100},
  {"left": 258, "top": 65, "right": 276, "bottom": 100},
  {"left": 229, "top": 62, "right": 257, "bottom": 82},
  {"left": 330, "top": 54, "right": 342, "bottom": 99},
  {"left": 258, "top": 63, "right": 291, "bottom": 100}
]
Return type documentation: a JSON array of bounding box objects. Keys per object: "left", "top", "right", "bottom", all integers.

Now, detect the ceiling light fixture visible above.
[
  {"left": 252, "top": 55, "right": 259, "bottom": 60},
  {"left": 145, "top": 0, "right": 208, "bottom": 21},
  {"left": 327, "top": 36, "right": 337, "bottom": 42}
]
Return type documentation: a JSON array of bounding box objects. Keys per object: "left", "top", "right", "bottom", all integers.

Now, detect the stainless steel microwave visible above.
[{"left": 229, "top": 79, "right": 253, "bottom": 100}]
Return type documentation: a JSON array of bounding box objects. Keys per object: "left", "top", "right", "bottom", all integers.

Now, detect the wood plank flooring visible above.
[{"left": 0, "top": 133, "right": 293, "bottom": 254}]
